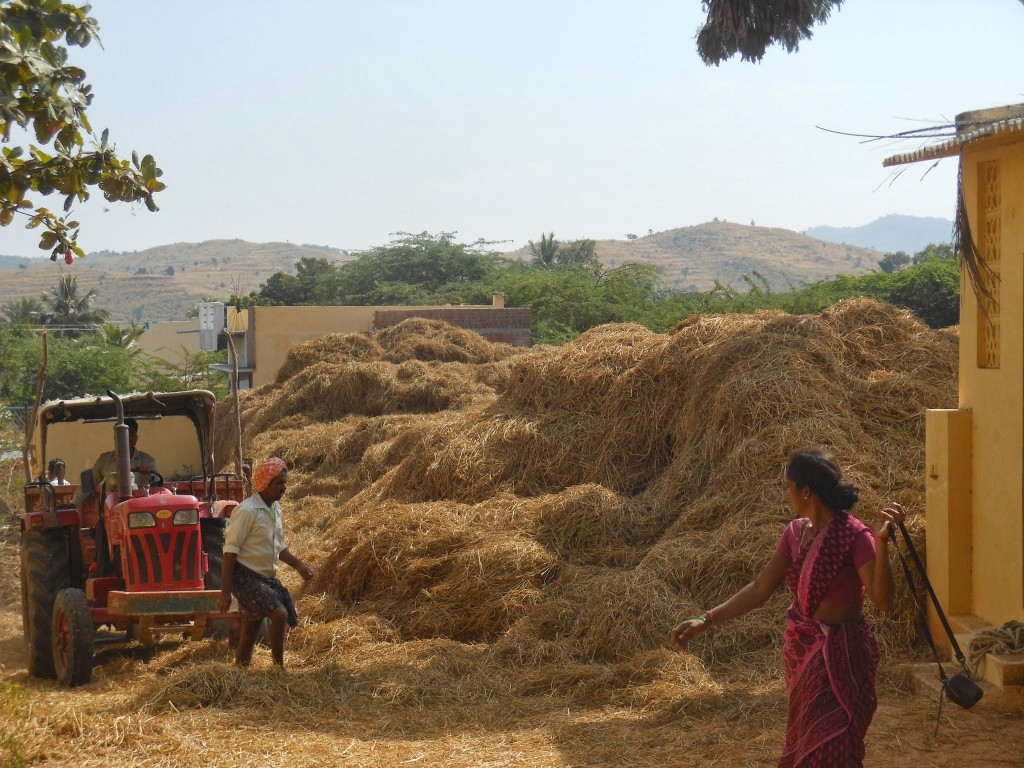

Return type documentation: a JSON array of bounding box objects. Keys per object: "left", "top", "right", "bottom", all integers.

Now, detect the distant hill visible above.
[
  {"left": 805, "top": 215, "right": 953, "bottom": 254},
  {"left": 509, "top": 222, "right": 883, "bottom": 292},
  {"left": 0, "top": 227, "right": 884, "bottom": 323},
  {"left": 0, "top": 240, "right": 352, "bottom": 325}
]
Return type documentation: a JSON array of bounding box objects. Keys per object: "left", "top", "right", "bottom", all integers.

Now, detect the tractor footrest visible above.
[
  {"left": 107, "top": 590, "right": 220, "bottom": 616},
  {"left": 145, "top": 622, "right": 205, "bottom": 640}
]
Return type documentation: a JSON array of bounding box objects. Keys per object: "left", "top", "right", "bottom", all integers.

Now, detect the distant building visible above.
[
  {"left": 200, "top": 293, "right": 530, "bottom": 390},
  {"left": 136, "top": 318, "right": 202, "bottom": 368}
]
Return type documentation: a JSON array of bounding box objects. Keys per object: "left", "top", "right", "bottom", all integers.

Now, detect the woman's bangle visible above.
[{"left": 698, "top": 609, "right": 716, "bottom": 626}]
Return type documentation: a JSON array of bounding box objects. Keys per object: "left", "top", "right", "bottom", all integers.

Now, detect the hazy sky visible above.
[{"left": 4, "top": 0, "right": 1023, "bottom": 260}]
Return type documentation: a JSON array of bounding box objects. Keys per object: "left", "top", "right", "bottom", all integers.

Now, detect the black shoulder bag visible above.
[{"left": 887, "top": 521, "right": 983, "bottom": 722}]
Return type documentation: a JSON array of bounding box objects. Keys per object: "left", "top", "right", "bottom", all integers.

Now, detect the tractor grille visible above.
[{"left": 127, "top": 529, "right": 200, "bottom": 588}]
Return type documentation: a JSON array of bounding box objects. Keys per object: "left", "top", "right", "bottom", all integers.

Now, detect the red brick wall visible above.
[{"left": 372, "top": 308, "right": 532, "bottom": 346}]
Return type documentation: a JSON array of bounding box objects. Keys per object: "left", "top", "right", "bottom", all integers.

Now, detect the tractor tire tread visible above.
[
  {"left": 21, "top": 527, "right": 71, "bottom": 679},
  {"left": 52, "top": 588, "right": 94, "bottom": 687}
]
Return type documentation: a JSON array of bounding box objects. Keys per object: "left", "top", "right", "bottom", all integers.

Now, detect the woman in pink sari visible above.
[{"left": 670, "top": 448, "right": 904, "bottom": 767}]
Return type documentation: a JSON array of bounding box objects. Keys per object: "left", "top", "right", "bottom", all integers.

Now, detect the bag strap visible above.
[
  {"left": 889, "top": 521, "right": 971, "bottom": 671},
  {"left": 888, "top": 524, "right": 951, "bottom": 683}
]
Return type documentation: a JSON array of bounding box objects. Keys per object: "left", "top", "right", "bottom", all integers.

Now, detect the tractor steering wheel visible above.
[{"left": 147, "top": 470, "right": 164, "bottom": 488}]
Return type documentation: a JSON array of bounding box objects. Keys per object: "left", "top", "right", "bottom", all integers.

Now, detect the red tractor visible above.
[{"left": 20, "top": 390, "right": 244, "bottom": 686}]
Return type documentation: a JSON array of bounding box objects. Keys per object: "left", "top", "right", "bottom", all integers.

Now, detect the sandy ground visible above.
[
  {"left": 1, "top": 603, "right": 1021, "bottom": 767},
  {"left": 2, "top": 501, "right": 1022, "bottom": 768}
]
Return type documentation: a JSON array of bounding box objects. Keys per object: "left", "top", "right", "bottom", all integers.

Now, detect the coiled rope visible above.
[{"left": 966, "top": 620, "right": 1024, "bottom": 677}]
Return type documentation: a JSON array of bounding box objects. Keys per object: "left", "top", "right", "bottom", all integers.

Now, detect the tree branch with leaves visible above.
[
  {"left": 696, "top": 0, "right": 844, "bottom": 65},
  {"left": 0, "top": 0, "right": 164, "bottom": 262},
  {"left": 697, "top": 1, "right": 1024, "bottom": 65}
]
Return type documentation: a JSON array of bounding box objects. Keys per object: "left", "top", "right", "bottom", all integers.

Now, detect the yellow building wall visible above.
[
  {"left": 954, "top": 136, "right": 1024, "bottom": 624},
  {"left": 925, "top": 408, "right": 973, "bottom": 616},
  {"left": 247, "top": 304, "right": 500, "bottom": 388},
  {"left": 137, "top": 319, "right": 202, "bottom": 368},
  {"left": 249, "top": 306, "right": 376, "bottom": 388}
]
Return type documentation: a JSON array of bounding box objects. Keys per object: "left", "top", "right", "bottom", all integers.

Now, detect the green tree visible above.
[
  {"left": 0, "top": 325, "right": 37, "bottom": 401},
  {"left": 769, "top": 244, "right": 960, "bottom": 328},
  {"left": 334, "top": 232, "right": 501, "bottom": 303},
  {"left": 878, "top": 251, "right": 912, "bottom": 274},
  {"left": 884, "top": 257, "right": 960, "bottom": 328},
  {"left": 254, "top": 233, "right": 503, "bottom": 307},
  {"left": 1, "top": 295, "right": 43, "bottom": 326},
  {"left": 138, "top": 346, "right": 228, "bottom": 400},
  {"left": 528, "top": 232, "right": 559, "bottom": 267},
  {"left": 912, "top": 242, "right": 955, "bottom": 263},
  {"left": 259, "top": 268, "right": 307, "bottom": 305},
  {"left": 497, "top": 261, "right": 663, "bottom": 344},
  {"left": 258, "top": 255, "right": 347, "bottom": 305},
  {"left": 39, "top": 273, "right": 109, "bottom": 336},
  {"left": 700, "top": 2, "right": 1024, "bottom": 65},
  {"left": 696, "top": 0, "right": 845, "bottom": 65},
  {"left": 42, "top": 334, "right": 134, "bottom": 398},
  {"left": 0, "top": 0, "right": 164, "bottom": 261},
  {"left": 557, "top": 238, "right": 599, "bottom": 270},
  {"left": 0, "top": 328, "right": 228, "bottom": 405},
  {"left": 0, "top": 327, "right": 135, "bottom": 402},
  {"left": 99, "top": 320, "right": 143, "bottom": 348},
  {"left": 226, "top": 290, "right": 270, "bottom": 311}
]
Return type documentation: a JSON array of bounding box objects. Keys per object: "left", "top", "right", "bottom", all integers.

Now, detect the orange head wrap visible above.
[{"left": 252, "top": 457, "right": 287, "bottom": 492}]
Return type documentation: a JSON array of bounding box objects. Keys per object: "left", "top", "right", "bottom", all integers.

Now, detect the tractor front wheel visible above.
[{"left": 52, "top": 588, "right": 94, "bottom": 687}]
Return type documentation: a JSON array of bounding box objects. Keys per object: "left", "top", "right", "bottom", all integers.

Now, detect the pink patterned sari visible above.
[{"left": 779, "top": 514, "right": 879, "bottom": 768}]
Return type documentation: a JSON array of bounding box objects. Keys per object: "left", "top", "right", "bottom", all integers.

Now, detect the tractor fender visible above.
[{"left": 213, "top": 500, "right": 238, "bottom": 519}]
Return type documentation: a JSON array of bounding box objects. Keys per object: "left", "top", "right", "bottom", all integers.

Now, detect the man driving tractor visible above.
[{"left": 73, "top": 417, "right": 159, "bottom": 504}]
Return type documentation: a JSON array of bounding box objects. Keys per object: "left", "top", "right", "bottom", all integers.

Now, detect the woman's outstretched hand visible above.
[
  {"left": 877, "top": 501, "right": 907, "bottom": 541},
  {"left": 670, "top": 618, "right": 708, "bottom": 651}
]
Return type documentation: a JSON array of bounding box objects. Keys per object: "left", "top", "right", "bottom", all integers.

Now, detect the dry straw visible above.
[
  {"left": 213, "top": 303, "right": 956, "bottom": 673},
  {"left": 4, "top": 303, "right": 955, "bottom": 765},
  {"left": 2, "top": 305, "right": 950, "bottom": 765}
]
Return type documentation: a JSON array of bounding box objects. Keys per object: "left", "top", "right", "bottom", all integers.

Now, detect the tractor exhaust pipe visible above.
[{"left": 108, "top": 391, "right": 133, "bottom": 501}]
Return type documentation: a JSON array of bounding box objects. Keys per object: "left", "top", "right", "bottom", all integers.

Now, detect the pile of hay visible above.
[{"left": 216, "top": 301, "right": 958, "bottom": 680}]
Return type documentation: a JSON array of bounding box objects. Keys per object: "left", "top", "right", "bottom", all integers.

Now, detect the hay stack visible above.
[
  {"left": 274, "top": 332, "right": 385, "bottom": 384},
  {"left": 375, "top": 317, "right": 525, "bottom": 364},
  {"left": 215, "top": 300, "right": 958, "bottom": 676},
  {"left": 310, "top": 499, "right": 554, "bottom": 642},
  {"left": 214, "top": 318, "right": 537, "bottom": 470}
]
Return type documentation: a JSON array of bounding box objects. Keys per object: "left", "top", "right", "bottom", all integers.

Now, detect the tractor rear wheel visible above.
[
  {"left": 199, "top": 517, "right": 266, "bottom": 647},
  {"left": 20, "top": 549, "right": 29, "bottom": 641},
  {"left": 21, "top": 527, "right": 71, "bottom": 679},
  {"left": 52, "top": 588, "right": 94, "bottom": 687},
  {"left": 200, "top": 517, "right": 226, "bottom": 590},
  {"left": 200, "top": 518, "right": 233, "bottom": 640}
]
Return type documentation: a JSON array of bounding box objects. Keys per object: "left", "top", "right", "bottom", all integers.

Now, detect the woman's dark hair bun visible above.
[{"left": 786, "top": 448, "right": 860, "bottom": 513}]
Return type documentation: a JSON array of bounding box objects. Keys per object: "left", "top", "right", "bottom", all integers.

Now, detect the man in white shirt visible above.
[{"left": 217, "top": 457, "right": 314, "bottom": 668}]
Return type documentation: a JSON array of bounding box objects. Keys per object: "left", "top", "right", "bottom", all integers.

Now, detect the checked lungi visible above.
[{"left": 231, "top": 561, "right": 298, "bottom": 627}]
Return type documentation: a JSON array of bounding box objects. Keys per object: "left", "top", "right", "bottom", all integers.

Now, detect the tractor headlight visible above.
[
  {"left": 173, "top": 508, "right": 199, "bottom": 526},
  {"left": 128, "top": 511, "right": 157, "bottom": 529}
]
